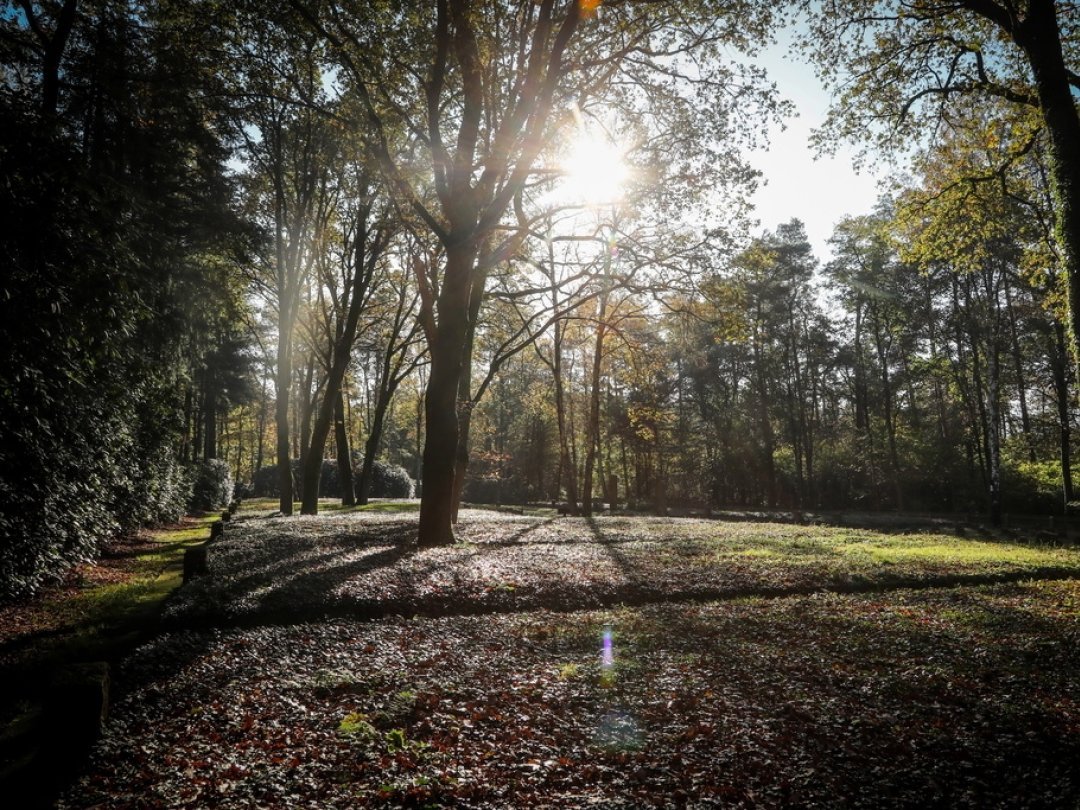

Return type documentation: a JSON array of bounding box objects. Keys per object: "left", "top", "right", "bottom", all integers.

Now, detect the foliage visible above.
[
  {"left": 254, "top": 458, "right": 413, "bottom": 500},
  {"left": 187, "top": 460, "right": 233, "bottom": 512},
  {"left": 0, "top": 2, "right": 249, "bottom": 598},
  {"left": 370, "top": 460, "right": 415, "bottom": 499},
  {"left": 0, "top": 514, "right": 215, "bottom": 669}
]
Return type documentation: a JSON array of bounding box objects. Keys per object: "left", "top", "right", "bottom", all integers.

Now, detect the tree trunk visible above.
[
  {"left": 1004, "top": 280, "right": 1037, "bottom": 461},
  {"left": 300, "top": 376, "right": 336, "bottom": 514},
  {"left": 418, "top": 243, "right": 476, "bottom": 547},
  {"left": 450, "top": 266, "right": 486, "bottom": 522},
  {"left": 297, "top": 355, "right": 317, "bottom": 471},
  {"left": 356, "top": 392, "right": 391, "bottom": 505},
  {"left": 1021, "top": 0, "right": 1080, "bottom": 381},
  {"left": 275, "top": 341, "right": 294, "bottom": 515},
  {"left": 552, "top": 318, "right": 579, "bottom": 514},
  {"left": 301, "top": 253, "right": 377, "bottom": 513},
  {"left": 871, "top": 309, "right": 903, "bottom": 511},
  {"left": 202, "top": 385, "right": 217, "bottom": 461},
  {"left": 336, "top": 389, "right": 355, "bottom": 506},
  {"left": 582, "top": 286, "right": 609, "bottom": 517},
  {"left": 39, "top": 0, "right": 79, "bottom": 117},
  {"left": 1051, "top": 320, "right": 1075, "bottom": 506},
  {"left": 255, "top": 370, "right": 268, "bottom": 476}
]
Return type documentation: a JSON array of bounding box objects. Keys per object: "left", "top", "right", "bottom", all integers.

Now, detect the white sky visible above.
[{"left": 746, "top": 37, "right": 883, "bottom": 264}]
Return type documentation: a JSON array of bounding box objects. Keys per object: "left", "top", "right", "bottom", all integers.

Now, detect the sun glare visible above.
[{"left": 557, "top": 132, "right": 631, "bottom": 206}]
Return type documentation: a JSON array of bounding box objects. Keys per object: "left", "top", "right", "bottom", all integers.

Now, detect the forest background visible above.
[{"left": 2, "top": 0, "right": 1078, "bottom": 599}]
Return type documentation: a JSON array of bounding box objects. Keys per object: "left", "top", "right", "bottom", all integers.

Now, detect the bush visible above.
[
  {"left": 189, "top": 459, "right": 234, "bottom": 512},
  {"left": 463, "top": 474, "right": 527, "bottom": 506},
  {"left": 253, "top": 458, "right": 335, "bottom": 499},
  {"left": 369, "top": 460, "right": 414, "bottom": 498},
  {"left": 125, "top": 444, "right": 191, "bottom": 526},
  {"left": 253, "top": 457, "right": 414, "bottom": 499},
  {"left": 251, "top": 463, "right": 285, "bottom": 498}
]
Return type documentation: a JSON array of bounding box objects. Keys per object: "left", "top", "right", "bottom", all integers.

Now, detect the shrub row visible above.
[{"left": 253, "top": 457, "right": 414, "bottom": 500}]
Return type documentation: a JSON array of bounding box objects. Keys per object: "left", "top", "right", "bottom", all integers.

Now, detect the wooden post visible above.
[{"left": 184, "top": 545, "right": 208, "bottom": 583}]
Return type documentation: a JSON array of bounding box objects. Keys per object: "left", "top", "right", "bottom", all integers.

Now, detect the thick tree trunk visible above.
[
  {"left": 418, "top": 243, "right": 475, "bottom": 547},
  {"left": 1022, "top": 0, "right": 1080, "bottom": 380},
  {"left": 300, "top": 379, "right": 336, "bottom": 515},
  {"left": 450, "top": 270, "right": 485, "bottom": 522},
  {"left": 336, "top": 389, "right": 355, "bottom": 507}
]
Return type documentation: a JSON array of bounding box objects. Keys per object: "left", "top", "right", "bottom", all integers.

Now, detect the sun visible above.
[{"left": 557, "top": 131, "right": 631, "bottom": 206}]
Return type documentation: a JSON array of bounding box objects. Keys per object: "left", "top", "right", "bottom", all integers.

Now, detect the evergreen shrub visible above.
[
  {"left": 189, "top": 459, "right": 234, "bottom": 512},
  {"left": 252, "top": 457, "right": 414, "bottom": 499}
]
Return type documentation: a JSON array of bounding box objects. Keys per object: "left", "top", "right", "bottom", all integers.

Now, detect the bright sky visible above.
[{"left": 747, "top": 36, "right": 883, "bottom": 264}]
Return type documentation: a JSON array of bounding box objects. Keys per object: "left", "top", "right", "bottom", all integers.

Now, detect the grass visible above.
[
  {"left": 699, "top": 522, "right": 1072, "bottom": 570},
  {"left": 163, "top": 510, "right": 1080, "bottom": 628},
  {"left": 0, "top": 512, "right": 223, "bottom": 806},
  {"left": 0, "top": 513, "right": 216, "bottom": 670}
]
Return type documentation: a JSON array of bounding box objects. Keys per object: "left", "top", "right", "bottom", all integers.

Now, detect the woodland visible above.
[
  {"left": 3, "top": 0, "right": 1080, "bottom": 806},
  {"left": 3, "top": 0, "right": 1080, "bottom": 593}
]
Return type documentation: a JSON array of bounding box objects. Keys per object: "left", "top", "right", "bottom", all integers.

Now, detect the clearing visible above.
[{"left": 48, "top": 503, "right": 1080, "bottom": 807}]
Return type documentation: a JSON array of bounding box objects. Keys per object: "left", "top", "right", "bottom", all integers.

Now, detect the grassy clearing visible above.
[
  {"left": 164, "top": 511, "right": 1080, "bottom": 627},
  {"left": 62, "top": 580, "right": 1080, "bottom": 808}
]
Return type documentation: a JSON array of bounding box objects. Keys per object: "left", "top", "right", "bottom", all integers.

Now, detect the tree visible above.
[
  {"left": 297, "top": 0, "right": 783, "bottom": 545},
  {"left": 237, "top": 17, "right": 337, "bottom": 515},
  {"left": 803, "top": 0, "right": 1080, "bottom": 381},
  {"left": 0, "top": 0, "right": 248, "bottom": 596},
  {"left": 299, "top": 159, "right": 393, "bottom": 515},
  {"left": 354, "top": 242, "right": 426, "bottom": 506}
]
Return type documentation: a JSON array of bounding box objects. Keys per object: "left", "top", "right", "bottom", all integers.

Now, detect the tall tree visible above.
[
  {"left": 297, "top": 0, "right": 782, "bottom": 545},
  {"left": 299, "top": 162, "right": 393, "bottom": 514},
  {"left": 237, "top": 19, "right": 337, "bottom": 515},
  {"left": 0, "top": 0, "right": 247, "bottom": 596},
  {"left": 804, "top": 0, "right": 1080, "bottom": 379}
]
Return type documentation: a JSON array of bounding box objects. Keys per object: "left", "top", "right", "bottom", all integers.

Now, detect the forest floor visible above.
[{"left": 15, "top": 502, "right": 1080, "bottom": 807}]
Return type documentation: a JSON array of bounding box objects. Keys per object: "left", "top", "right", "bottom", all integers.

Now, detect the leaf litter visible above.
[{"left": 59, "top": 511, "right": 1080, "bottom": 807}]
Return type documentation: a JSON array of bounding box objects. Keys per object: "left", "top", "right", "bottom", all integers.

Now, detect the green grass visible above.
[
  {"left": 692, "top": 521, "right": 1080, "bottom": 574},
  {"left": 2, "top": 516, "right": 214, "bottom": 667}
]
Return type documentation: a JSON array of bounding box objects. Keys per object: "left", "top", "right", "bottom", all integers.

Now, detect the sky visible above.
[{"left": 746, "top": 38, "right": 883, "bottom": 264}]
